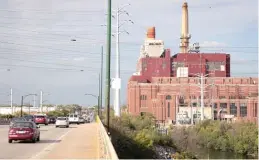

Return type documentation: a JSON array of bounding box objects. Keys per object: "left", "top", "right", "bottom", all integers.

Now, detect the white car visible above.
[
  {"left": 79, "top": 117, "right": 85, "bottom": 124},
  {"left": 68, "top": 114, "right": 80, "bottom": 125},
  {"left": 55, "top": 117, "right": 69, "bottom": 128}
]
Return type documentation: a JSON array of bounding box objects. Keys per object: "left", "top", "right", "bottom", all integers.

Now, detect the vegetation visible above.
[
  {"left": 170, "top": 120, "right": 258, "bottom": 158},
  {"left": 100, "top": 111, "right": 195, "bottom": 159}
]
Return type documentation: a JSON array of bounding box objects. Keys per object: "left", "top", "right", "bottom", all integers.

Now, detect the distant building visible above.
[{"left": 127, "top": 2, "right": 258, "bottom": 123}]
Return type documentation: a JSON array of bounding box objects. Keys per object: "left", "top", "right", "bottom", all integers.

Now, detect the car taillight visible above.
[
  {"left": 25, "top": 129, "right": 34, "bottom": 134},
  {"left": 9, "top": 129, "right": 15, "bottom": 134}
]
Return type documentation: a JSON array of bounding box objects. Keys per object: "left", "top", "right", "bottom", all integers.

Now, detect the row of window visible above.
[
  {"left": 140, "top": 95, "right": 251, "bottom": 100},
  {"left": 143, "top": 101, "right": 257, "bottom": 118}
]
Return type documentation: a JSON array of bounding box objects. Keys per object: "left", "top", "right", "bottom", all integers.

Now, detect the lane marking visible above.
[{"left": 30, "top": 128, "right": 73, "bottom": 159}]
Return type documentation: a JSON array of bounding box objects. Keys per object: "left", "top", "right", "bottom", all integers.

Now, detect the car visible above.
[
  {"left": 23, "top": 115, "right": 35, "bottom": 122},
  {"left": 48, "top": 117, "right": 56, "bottom": 124},
  {"left": 9, "top": 117, "right": 26, "bottom": 128},
  {"left": 34, "top": 115, "right": 48, "bottom": 125},
  {"left": 68, "top": 114, "right": 80, "bottom": 125},
  {"left": 79, "top": 117, "right": 85, "bottom": 124},
  {"left": 8, "top": 121, "right": 40, "bottom": 143},
  {"left": 55, "top": 117, "right": 69, "bottom": 128}
]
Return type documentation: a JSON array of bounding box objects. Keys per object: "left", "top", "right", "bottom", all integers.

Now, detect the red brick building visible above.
[
  {"left": 127, "top": 27, "right": 258, "bottom": 123},
  {"left": 127, "top": 2, "right": 258, "bottom": 123},
  {"left": 128, "top": 76, "right": 258, "bottom": 123}
]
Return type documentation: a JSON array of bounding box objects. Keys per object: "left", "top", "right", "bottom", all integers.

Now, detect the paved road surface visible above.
[{"left": 0, "top": 124, "right": 77, "bottom": 159}]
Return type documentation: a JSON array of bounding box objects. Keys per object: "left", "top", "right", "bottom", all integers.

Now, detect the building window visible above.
[
  {"left": 220, "top": 103, "right": 227, "bottom": 114},
  {"left": 229, "top": 96, "right": 236, "bottom": 99},
  {"left": 219, "top": 96, "right": 226, "bottom": 99},
  {"left": 239, "top": 96, "right": 246, "bottom": 99},
  {"left": 213, "top": 103, "right": 217, "bottom": 109},
  {"left": 192, "top": 102, "right": 197, "bottom": 107},
  {"left": 162, "top": 61, "right": 166, "bottom": 69},
  {"left": 230, "top": 103, "right": 237, "bottom": 116},
  {"left": 166, "top": 95, "right": 172, "bottom": 100},
  {"left": 140, "top": 95, "right": 147, "bottom": 100},
  {"left": 240, "top": 103, "right": 247, "bottom": 117},
  {"left": 140, "top": 95, "right": 147, "bottom": 108},
  {"left": 167, "top": 102, "right": 170, "bottom": 117},
  {"left": 254, "top": 103, "right": 257, "bottom": 117}
]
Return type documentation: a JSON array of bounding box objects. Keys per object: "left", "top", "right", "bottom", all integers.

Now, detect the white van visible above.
[{"left": 68, "top": 114, "right": 80, "bottom": 125}]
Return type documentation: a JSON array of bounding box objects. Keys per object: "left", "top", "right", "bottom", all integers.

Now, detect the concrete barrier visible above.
[{"left": 96, "top": 116, "right": 118, "bottom": 160}]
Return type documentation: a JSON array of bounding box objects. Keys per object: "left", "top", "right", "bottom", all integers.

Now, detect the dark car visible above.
[
  {"left": 48, "top": 117, "right": 56, "bottom": 124},
  {"left": 8, "top": 121, "right": 40, "bottom": 143},
  {"left": 23, "top": 115, "right": 35, "bottom": 122},
  {"left": 9, "top": 117, "right": 26, "bottom": 128},
  {"left": 34, "top": 115, "right": 48, "bottom": 125}
]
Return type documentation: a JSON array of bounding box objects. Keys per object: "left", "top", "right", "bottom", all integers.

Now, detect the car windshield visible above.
[
  {"left": 57, "top": 117, "right": 67, "bottom": 120},
  {"left": 35, "top": 116, "right": 45, "bottom": 118},
  {"left": 23, "top": 116, "right": 33, "bottom": 119},
  {"left": 11, "top": 118, "right": 25, "bottom": 121},
  {"left": 12, "top": 122, "right": 33, "bottom": 128}
]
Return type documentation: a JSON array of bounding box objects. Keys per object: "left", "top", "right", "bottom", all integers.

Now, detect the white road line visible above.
[{"left": 30, "top": 128, "right": 73, "bottom": 159}]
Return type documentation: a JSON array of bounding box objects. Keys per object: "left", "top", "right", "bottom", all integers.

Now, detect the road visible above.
[{"left": 0, "top": 124, "right": 75, "bottom": 159}]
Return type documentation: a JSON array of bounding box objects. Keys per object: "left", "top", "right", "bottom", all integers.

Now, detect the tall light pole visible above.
[
  {"left": 85, "top": 94, "right": 100, "bottom": 116},
  {"left": 113, "top": 3, "right": 133, "bottom": 117},
  {"left": 21, "top": 94, "right": 37, "bottom": 117},
  {"left": 105, "top": 0, "right": 112, "bottom": 134},
  {"left": 40, "top": 91, "right": 43, "bottom": 112},
  {"left": 40, "top": 90, "right": 50, "bottom": 113},
  {"left": 10, "top": 88, "right": 13, "bottom": 114},
  {"left": 100, "top": 46, "right": 103, "bottom": 115}
]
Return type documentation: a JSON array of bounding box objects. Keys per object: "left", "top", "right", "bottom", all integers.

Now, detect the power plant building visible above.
[{"left": 127, "top": 2, "right": 258, "bottom": 123}]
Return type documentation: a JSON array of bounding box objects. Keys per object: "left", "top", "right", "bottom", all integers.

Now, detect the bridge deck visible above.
[{"left": 39, "top": 123, "right": 100, "bottom": 159}]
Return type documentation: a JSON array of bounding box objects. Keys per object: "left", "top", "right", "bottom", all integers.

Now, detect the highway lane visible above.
[{"left": 0, "top": 124, "right": 76, "bottom": 159}]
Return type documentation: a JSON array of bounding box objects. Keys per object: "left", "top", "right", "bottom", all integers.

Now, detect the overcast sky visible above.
[{"left": 0, "top": 0, "right": 257, "bottom": 107}]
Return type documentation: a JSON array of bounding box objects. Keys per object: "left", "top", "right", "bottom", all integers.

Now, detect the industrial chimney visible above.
[
  {"left": 146, "top": 27, "right": 156, "bottom": 40},
  {"left": 179, "top": 2, "right": 191, "bottom": 53}
]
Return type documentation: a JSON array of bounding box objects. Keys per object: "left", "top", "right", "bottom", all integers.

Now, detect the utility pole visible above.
[
  {"left": 98, "top": 73, "right": 101, "bottom": 116},
  {"left": 33, "top": 94, "right": 36, "bottom": 108},
  {"left": 40, "top": 90, "right": 43, "bottom": 113},
  {"left": 190, "top": 98, "right": 193, "bottom": 125},
  {"left": 105, "top": 0, "right": 112, "bottom": 134},
  {"left": 20, "top": 96, "right": 23, "bottom": 117},
  {"left": 113, "top": 3, "right": 133, "bottom": 117},
  {"left": 10, "top": 88, "right": 13, "bottom": 114},
  {"left": 200, "top": 74, "right": 204, "bottom": 121},
  {"left": 100, "top": 46, "right": 103, "bottom": 116}
]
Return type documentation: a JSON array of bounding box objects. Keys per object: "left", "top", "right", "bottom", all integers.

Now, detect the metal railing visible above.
[{"left": 96, "top": 115, "right": 118, "bottom": 160}]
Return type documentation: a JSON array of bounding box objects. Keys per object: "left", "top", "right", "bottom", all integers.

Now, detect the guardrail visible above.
[{"left": 96, "top": 116, "right": 118, "bottom": 160}]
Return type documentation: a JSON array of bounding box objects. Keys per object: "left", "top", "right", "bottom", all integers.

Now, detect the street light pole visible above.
[
  {"left": 85, "top": 94, "right": 100, "bottom": 116},
  {"left": 10, "top": 88, "right": 13, "bottom": 115},
  {"left": 20, "top": 94, "right": 37, "bottom": 117},
  {"left": 100, "top": 46, "right": 103, "bottom": 116},
  {"left": 105, "top": 0, "right": 112, "bottom": 134},
  {"left": 20, "top": 96, "right": 24, "bottom": 117}
]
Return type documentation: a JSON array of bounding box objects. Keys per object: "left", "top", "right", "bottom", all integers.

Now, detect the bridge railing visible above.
[{"left": 96, "top": 115, "right": 118, "bottom": 160}]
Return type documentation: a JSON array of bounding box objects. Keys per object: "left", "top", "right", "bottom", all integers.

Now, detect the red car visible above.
[
  {"left": 8, "top": 121, "right": 40, "bottom": 143},
  {"left": 34, "top": 115, "right": 49, "bottom": 125}
]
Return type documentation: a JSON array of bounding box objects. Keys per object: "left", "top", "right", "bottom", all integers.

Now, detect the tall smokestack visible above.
[
  {"left": 146, "top": 27, "right": 156, "bottom": 40},
  {"left": 180, "top": 2, "right": 191, "bottom": 53}
]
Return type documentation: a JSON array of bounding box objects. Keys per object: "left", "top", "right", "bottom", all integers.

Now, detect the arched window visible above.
[{"left": 166, "top": 95, "right": 172, "bottom": 100}]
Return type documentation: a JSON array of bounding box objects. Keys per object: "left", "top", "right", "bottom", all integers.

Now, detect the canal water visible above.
[{"left": 191, "top": 148, "right": 257, "bottom": 159}]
